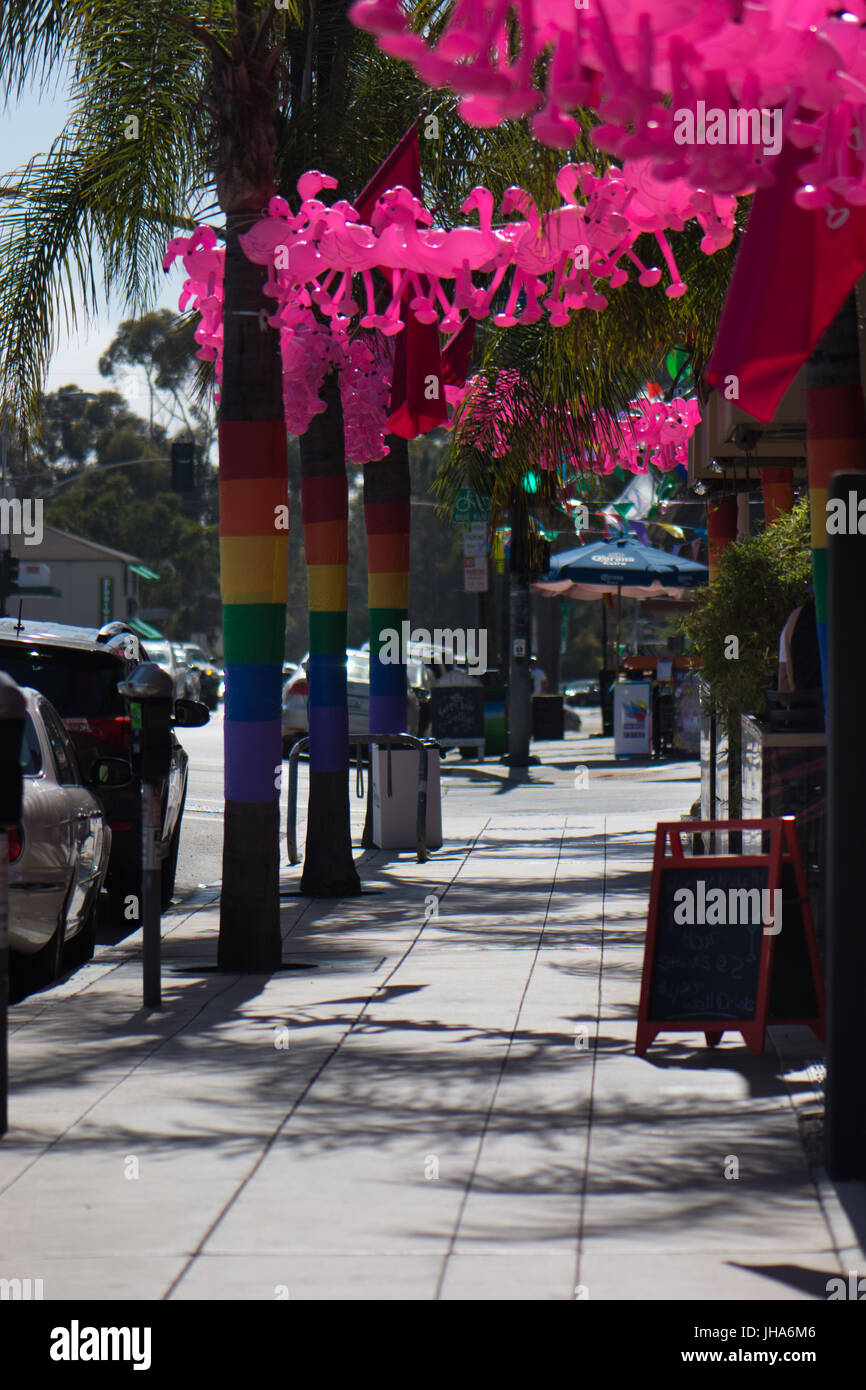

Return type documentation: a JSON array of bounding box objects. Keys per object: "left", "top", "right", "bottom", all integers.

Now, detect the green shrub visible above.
[{"left": 680, "top": 497, "right": 813, "bottom": 729}]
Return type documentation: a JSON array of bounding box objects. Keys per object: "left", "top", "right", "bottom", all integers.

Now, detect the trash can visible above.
[
  {"left": 371, "top": 746, "right": 442, "bottom": 850},
  {"left": 532, "top": 693, "right": 564, "bottom": 739}
]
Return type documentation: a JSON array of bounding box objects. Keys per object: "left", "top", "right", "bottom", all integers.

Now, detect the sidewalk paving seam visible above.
[
  {"left": 573, "top": 816, "right": 608, "bottom": 1300},
  {"left": 0, "top": 968, "right": 244, "bottom": 1201},
  {"left": 433, "top": 821, "right": 570, "bottom": 1300},
  {"left": 164, "top": 819, "right": 493, "bottom": 1299}
]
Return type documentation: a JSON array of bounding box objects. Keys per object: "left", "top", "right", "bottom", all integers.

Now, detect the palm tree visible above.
[{"left": 0, "top": 2, "right": 448, "bottom": 934}]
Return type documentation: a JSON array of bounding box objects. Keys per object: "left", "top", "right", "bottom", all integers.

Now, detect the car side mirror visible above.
[
  {"left": 90, "top": 756, "right": 133, "bottom": 788},
  {"left": 173, "top": 698, "right": 210, "bottom": 728}
]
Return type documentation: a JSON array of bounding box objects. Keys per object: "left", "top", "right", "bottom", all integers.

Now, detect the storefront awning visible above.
[{"left": 128, "top": 617, "right": 164, "bottom": 639}]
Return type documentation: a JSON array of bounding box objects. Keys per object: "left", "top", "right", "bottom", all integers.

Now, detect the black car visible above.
[
  {"left": 0, "top": 619, "right": 190, "bottom": 913},
  {"left": 182, "top": 643, "right": 223, "bottom": 710}
]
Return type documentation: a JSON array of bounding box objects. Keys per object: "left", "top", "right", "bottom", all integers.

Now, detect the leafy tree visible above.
[{"left": 679, "top": 497, "right": 812, "bottom": 730}]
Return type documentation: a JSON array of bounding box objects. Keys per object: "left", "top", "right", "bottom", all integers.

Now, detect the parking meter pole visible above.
[
  {"left": 0, "top": 673, "right": 25, "bottom": 1138},
  {"left": 141, "top": 782, "right": 162, "bottom": 1008},
  {"left": 118, "top": 663, "right": 174, "bottom": 1012}
]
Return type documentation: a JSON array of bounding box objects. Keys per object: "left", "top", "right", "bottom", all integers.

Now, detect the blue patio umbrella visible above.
[
  {"left": 533, "top": 536, "right": 708, "bottom": 668},
  {"left": 537, "top": 536, "right": 708, "bottom": 593}
]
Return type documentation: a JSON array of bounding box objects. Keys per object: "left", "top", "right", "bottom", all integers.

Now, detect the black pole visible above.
[
  {"left": 507, "top": 492, "right": 531, "bottom": 766},
  {"left": 825, "top": 469, "right": 866, "bottom": 1178}
]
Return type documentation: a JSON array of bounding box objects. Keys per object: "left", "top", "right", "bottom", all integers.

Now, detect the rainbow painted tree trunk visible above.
[
  {"left": 365, "top": 437, "right": 411, "bottom": 735},
  {"left": 218, "top": 209, "right": 288, "bottom": 971},
  {"left": 299, "top": 369, "right": 360, "bottom": 896},
  {"left": 806, "top": 294, "right": 866, "bottom": 695}
]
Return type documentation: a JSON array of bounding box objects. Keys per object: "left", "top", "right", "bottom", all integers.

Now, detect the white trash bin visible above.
[{"left": 371, "top": 746, "right": 442, "bottom": 851}]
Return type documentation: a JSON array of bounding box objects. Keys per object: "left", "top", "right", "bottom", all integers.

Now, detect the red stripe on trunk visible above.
[{"left": 219, "top": 420, "right": 288, "bottom": 481}]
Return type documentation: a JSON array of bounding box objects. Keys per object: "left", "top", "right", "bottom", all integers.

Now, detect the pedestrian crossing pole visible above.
[{"left": 117, "top": 664, "right": 174, "bottom": 1010}]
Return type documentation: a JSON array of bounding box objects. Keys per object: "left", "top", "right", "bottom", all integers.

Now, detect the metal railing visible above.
[{"left": 286, "top": 733, "right": 437, "bottom": 866}]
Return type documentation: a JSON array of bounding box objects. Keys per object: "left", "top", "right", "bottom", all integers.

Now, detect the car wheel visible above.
[
  {"left": 63, "top": 891, "right": 97, "bottom": 971},
  {"left": 13, "top": 896, "right": 67, "bottom": 991},
  {"left": 160, "top": 786, "right": 186, "bottom": 910}
]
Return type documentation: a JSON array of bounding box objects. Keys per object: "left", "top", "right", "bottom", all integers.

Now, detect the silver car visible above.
[
  {"left": 10, "top": 688, "right": 116, "bottom": 988},
  {"left": 281, "top": 649, "right": 421, "bottom": 756}
]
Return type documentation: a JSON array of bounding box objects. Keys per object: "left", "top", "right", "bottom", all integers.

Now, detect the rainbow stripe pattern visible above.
[
  {"left": 219, "top": 419, "right": 288, "bottom": 803},
  {"left": 365, "top": 455, "right": 410, "bottom": 734},
  {"left": 302, "top": 467, "right": 350, "bottom": 773}
]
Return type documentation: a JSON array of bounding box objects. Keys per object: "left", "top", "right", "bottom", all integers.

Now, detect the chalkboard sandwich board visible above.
[
  {"left": 431, "top": 686, "right": 485, "bottom": 755},
  {"left": 635, "top": 816, "right": 825, "bottom": 1056}
]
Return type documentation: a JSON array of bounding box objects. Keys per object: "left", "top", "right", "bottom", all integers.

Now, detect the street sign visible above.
[
  {"left": 452, "top": 489, "right": 490, "bottom": 526},
  {"left": 462, "top": 522, "right": 487, "bottom": 557},
  {"left": 99, "top": 576, "right": 114, "bottom": 624},
  {"left": 463, "top": 556, "right": 488, "bottom": 591}
]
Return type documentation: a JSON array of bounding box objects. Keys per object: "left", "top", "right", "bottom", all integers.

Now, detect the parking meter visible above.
[
  {"left": 0, "top": 672, "right": 25, "bottom": 1138},
  {"left": 117, "top": 663, "right": 174, "bottom": 1008},
  {"left": 118, "top": 662, "right": 173, "bottom": 783}
]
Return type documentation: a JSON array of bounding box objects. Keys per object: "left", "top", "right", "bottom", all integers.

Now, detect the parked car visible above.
[
  {"left": 564, "top": 678, "right": 600, "bottom": 707},
  {"left": 171, "top": 643, "right": 201, "bottom": 702},
  {"left": 281, "top": 648, "right": 423, "bottom": 756},
  {"left": 0, "top": 619, "right": 192, "bottom": 914},
  {"left": 142, "top": 638, "right": 183, "bottom": 699},
  {"left": 182, "top": 644, "right": 223, "bottom": 709},
  {"left": 9, "top": 687, "right": 120, "bottom": 988}
]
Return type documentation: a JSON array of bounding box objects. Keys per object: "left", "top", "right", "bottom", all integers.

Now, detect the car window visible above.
[
  {"left": 39, "top": 699, "right": 82, "bottom": 786},
  {"left": 19, "top": 714, "right": 42, "bottom": 775},
  {"left": 186, "top": 647, "right": 207, "bottom": 664},
  {"left": 0, "top": 643, "right": 125, "bottom": 718},
  {"left": 143, "top": 642, "right": 173, "bottom": 667},
  {"left": 346, "top": 652, "right": 370, "bottom": 682}
]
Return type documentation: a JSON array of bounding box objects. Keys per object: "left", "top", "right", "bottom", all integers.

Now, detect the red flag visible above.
[
  {"left": 354, "top": 125, "right": 421, "bottom": 226},
  {"left": 354, "top": 127, "right": 448, "bottom": 437},
  {"left": 706, "top": 141, "right": 866, "bottom": 422},
  {"left": 441, "top": 316, "right": 476, "bottom": 386}
]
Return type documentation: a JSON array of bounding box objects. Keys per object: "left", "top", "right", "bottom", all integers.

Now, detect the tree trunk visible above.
[
  {"left": 508, "top": 492, "right": 532, "bottom": 765},
  {"left": 299, "top": 369, "right": 360, "bottom": 896},
  {"left": 217, "top": 208, "right": 287, "bottom": 972},
  {"left": 365, "top": 436, "right": 410, "bottom": 734},
  {"left": 361, "top": 435, "right": 410, "bottom": 845}
]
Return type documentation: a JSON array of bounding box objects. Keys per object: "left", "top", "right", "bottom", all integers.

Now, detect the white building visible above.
[{"left": 7, "top": 525, "right": 161, "bottom": 633}]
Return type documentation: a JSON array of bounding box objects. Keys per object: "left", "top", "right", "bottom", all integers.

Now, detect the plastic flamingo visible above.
[{"left": 351, "top": 0, "right": 866, "bottom": 212}]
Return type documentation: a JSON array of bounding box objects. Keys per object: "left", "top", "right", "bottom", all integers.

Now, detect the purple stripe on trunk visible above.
[
  {"left": 309, "top": 704, "right": 349, "bottom": 772},
  {"left": 224, "top": 718, "right": 282, "bottom": 802},
  {"left": 369, "top": 693, "right": 407, "bottom": 736}
]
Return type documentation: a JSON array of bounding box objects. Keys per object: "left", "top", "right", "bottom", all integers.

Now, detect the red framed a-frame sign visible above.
[{"left": 636, "top": 817, "right": 825, "bottom": 1056}]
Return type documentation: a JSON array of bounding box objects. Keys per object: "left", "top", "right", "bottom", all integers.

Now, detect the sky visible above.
[{"left": 0, "top": 78, "right": 186, "bottom": 407}]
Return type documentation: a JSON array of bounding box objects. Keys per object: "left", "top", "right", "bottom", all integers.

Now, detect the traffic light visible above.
[
  {"left": 171, "top": 441, "right": 196, "bottom": 492},
  {"left": 521, "top": 470, "right": 539, "bottom": 494},
  {"left": 0, "top": 553, "right": 19, "bottom": 596}
]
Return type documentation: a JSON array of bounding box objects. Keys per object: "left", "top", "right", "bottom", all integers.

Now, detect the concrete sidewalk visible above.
[{"left": 1, "top": 729, "right": 862, "bottom": 1301}]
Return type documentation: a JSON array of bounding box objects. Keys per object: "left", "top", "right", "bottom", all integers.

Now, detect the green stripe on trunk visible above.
[
  {"left": 223, "top": 604, "right": 286, "bottom": 665},
  {"left": 309, "top": 609, "right": 348, "bottom": 653}
]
